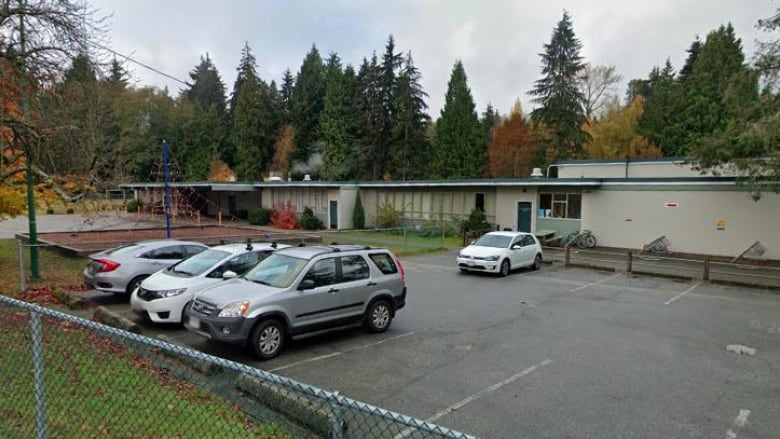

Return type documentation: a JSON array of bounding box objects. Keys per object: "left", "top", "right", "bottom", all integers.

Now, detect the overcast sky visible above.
[{"left": 91, "top": 0, "right": 776, "bottom": 117}]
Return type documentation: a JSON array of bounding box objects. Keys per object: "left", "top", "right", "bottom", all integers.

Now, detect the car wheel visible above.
[
  {"left": 364, "top": 300, "right": 393, "bottom": 333},
  {"left": 532, "top": 254, "right": 542, "bottom": 271},
  {"left": 499, "top": 259, "right": 510, "bottom": 277},
  {"left": 459, "top": 268, "right": 469, "bottom": 274},
  {"left": 125, "top": 275, "right": 147, "bottom": 296},
  {"left": 250, "top": 319, "right": 286, "bottom": 361}
]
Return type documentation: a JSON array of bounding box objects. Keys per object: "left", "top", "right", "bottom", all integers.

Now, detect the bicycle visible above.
[{"left": 564, "top": 229, "right": 597, "bottom": 249}]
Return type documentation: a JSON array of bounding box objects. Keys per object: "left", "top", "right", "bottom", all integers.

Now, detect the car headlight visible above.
[
  {"left": 458, "top": 252, "right": 467, "bottom": 258},
  {"left": 485, "top": 255, "right": 500, "bottom": 261},
  {"left": 159, "top": 288, "right": 187, "bottom": 298},
  {"left": 218, "top": 301, "right": 250, "bottom": 318}
]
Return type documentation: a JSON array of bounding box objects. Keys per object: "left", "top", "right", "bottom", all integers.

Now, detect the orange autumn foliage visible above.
[{"left": 487, "top": 104, "right": 537, "bottom": 178}]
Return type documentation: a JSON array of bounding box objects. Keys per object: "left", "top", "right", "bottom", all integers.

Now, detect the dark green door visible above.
[
  {"left": 517, "top": 202, "right": 532, "bottom": 233},
  {"left": 329, "top": 200, "right": 338, "bottom": 229}
]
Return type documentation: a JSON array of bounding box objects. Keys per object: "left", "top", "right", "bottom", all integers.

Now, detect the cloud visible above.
[{"left": 92, "top": 0, "right": 774, "bottom": 117}]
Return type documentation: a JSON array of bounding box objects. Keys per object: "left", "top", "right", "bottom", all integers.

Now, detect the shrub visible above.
[
  {"left": 299, "top": 207, "right": 324, "bottom": 230},
  {"left": 461, "top": 209, "right": 490, "bottom": 232},
  {"left": 352, "top": 191, "right": 365, "bottom": 229},
  {"left": 376, "top": 200, "right": 401, "bottom": 229},
  {"left": 66, "top": 208, "right": 74, "bottom": 214},
  {"left": 270, "top": 201, "right": 298, "bottom": 230},
  {"left": 46, "top": 207, "right": 55, "bottom": 214},
  {"left": 248, "top": 208, "right": 272, "bottom": 226},
  {"left": 126, "top": 199, "right": 139, "bottom": 213},
  {"left": 234, "top": 209, "right": 249, "bottom": 220}
]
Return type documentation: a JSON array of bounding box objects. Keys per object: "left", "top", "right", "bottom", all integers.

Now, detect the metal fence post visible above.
[
  {"left": 18, "top": 239, "right": 26, "bottom": 292},
  {"left": 703, "top": 258, "right": 710, "bottom": 281},
  {"left": 29, "top": 311, "right": 48, "bottom": 439},
  {"left": 564, "top": 246, "right": 571, "bottom": 267},
  {"left": 403, "top": 226, "right": 408, "bottom": 253},
  {"left": 330, "top": 391, "right": 346, "bottom": 439},
  {"left": 627, "top": 251, "right": 633, "bottom": 273}
]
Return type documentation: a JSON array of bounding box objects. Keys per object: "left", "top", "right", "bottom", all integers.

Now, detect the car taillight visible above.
[
  {"left": 393, "top": 255, "right": 405, "bottom": 283},
  {"left": 96, "top": 259, "right": 120, "bottom": 273}
]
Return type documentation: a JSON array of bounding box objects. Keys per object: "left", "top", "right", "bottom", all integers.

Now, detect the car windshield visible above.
[
  {"left": 245, "top": 254, "right": 308, "bottom": 288},
  {"left": 473, "top": 234, "right": 512, "bottom": 248},
  {"left": 171, "top": 249, "right": 230, "bottom": 276}
]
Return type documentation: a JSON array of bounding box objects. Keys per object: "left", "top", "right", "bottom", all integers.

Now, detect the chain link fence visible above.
[{"left": 0, "top": 294, "right": 477, "bottom": 439}]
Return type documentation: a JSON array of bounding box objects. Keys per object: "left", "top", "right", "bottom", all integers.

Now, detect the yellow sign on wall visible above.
[{"left": 716, "top": 218, "right": 726, "bottom": 230}]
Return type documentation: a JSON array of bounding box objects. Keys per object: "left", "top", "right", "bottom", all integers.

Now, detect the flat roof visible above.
[{"left": 555, "top": 157, "right": 687, "bottom": 166}]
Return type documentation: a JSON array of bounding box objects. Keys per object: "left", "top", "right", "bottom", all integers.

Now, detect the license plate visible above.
[{"left": 187, "top": 316, "right": 200, "bottom": 329}]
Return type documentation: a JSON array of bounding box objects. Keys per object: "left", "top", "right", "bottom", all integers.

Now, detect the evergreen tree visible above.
[
  {"left": 678, "top": 38, "right": 701, "bottom": 83},
  {"left": 184, "top": 54, "right": 230, "bottom": 167},
  {"left": 637, "top": 61, "right": 678, "bottom": 153},
  {"left": 377, "top": 35, "right": 403, "bottom": 179},
  {"left": 355, "top": 54, "right": 383, "bottom": 179},
  {"left": 352, "top": 190, "right": 365, "bottom": 229},
  {"left": 390, "top": 52, "right": 430, "bottom": 180},
  {"left": 279, "top": 68, "right": 295, "bottom": 124},
  {"left": 107, "top": 58, "right": 129, "bottom": 88},
  {"left": 432, "top": 61, "right": 484, "bottom": 178},
  {"left": 232, "top": 44, "right": 264, "bottom": 180},
  {"left": 185, "top": 54, "right": 228, "bottom": 118},
  {"left": 673, "top": 24, "right": 753, "bottom": 155},
  {"left": 319, "top": 53, "right": 355, "bottom": 180},
  {"left": 291, "top": 45, "right": 326, "bottom": 163},
  {"left": 528, "top": 11, "right": 588, "bottom": 161},
  {"left": 481, "top": 103, "right": 501, "bottom": 147}
]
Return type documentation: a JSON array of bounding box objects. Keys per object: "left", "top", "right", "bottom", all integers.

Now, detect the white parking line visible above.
[
  {"left": 269, "top": 331, "right": 419, "bottom": 372},
  {"left": 568, "top": 273, "right": 622, "bottom": 292},
  {"left": 426, "top": 358, "right": 552, "bottom": 423},
  {"left": 725, "top": 409, "right": 750, "bottom": 438},
  {"left": 664, "top": 283, "right": 700, "bottom": 306}
]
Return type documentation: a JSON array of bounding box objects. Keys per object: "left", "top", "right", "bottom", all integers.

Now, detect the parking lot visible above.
[{"left": 85, "top": 250, "right": 780, "bottom": 438}]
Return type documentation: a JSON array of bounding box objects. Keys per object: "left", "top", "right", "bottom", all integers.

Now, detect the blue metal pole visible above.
[{"left": 162, "top": 140, "right": 172, "bottom": 238}]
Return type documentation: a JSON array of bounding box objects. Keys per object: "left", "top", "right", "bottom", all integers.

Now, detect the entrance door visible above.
[
  {"left": 517, "top": 202, "right": 532, "bottom": 233},
  {"left": 329, "top": 200, "right": 338, "bottom": 229}
]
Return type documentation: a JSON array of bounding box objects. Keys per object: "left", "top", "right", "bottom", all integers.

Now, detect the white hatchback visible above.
[
  {"left": 130, "top": 242, "right": 288, "bottom": 323},
  {"left": 456, "top": 231, "right": 543, "bottom": 276}
]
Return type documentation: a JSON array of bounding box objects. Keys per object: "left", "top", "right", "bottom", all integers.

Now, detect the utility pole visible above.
[
  {"left": 162, "top": 140, "right": 172, "bottom": 238},
  {"left": 20, "top": 0, "right": 40, "bottom": 280}
]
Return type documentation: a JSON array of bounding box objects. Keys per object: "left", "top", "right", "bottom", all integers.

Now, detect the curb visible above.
[
  {"left": 154, "top": 334, "right": 222, "bottom": 376},
  {"left": 94, "top": 306, "right": 142, "bottom": 334},
  {"left": 235, "top": 373, "right": 331, "bottom": 436},
  {"left": 52, "top": 289, "right": 90, "bottom": 310}
]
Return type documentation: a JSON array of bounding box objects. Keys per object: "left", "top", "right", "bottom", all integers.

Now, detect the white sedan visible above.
[
  {"left": 456, "top": 231, "right": 543, "bottom": 276},
  {"left": 130, "top": 242, "right": 288, "bottom": 323}
]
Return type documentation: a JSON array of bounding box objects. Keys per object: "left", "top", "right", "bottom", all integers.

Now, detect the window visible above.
[
  {"left": 475, "top": 193, "right": 486, "bottom": 212},
  {"left": 521, "top": 235, "right": 536, "bottom": 246},
  {"left": 341, "top": 255, "right": 370, "bottom": 281},
  {"left": 144, "top": 246, "right": 184, "bottom": 260},
  {"left": 303, "top": 258, "right": 337, "bottom": 288},
  {"left": 221, "top": 251, "right": 265, "bottom": 276},
  {"left": 537, "top": 193, "right": 581, "bottom": 219},
  {"left": 369, "top": 253, "right": 398, "bottom": 275}
]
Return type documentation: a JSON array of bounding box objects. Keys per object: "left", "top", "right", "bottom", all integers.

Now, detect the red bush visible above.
[{"left": 270, "top": 201, "right": 298, "bottom": 229}]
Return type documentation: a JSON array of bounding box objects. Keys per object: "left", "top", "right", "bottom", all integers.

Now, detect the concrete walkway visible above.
[{"left": 1, "top": 213, "right": 175, "bottom": 239}]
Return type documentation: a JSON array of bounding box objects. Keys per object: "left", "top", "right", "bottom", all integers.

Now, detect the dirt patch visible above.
[{"left": 19, "top": 226, "right": 321, "bottom": 256}]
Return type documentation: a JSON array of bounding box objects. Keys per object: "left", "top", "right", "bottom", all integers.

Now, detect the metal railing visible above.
[
  {"left": 0, "top": 294, "right": 477, "bottom": 439},
  {"left": 542, "top": 246, "right": 780, "bottom": 288}
]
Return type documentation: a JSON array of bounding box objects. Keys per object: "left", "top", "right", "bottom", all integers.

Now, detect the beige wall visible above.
[
  {"left": 558, "top": 161, "right": 697, "bottom": 179},
  {"left": 335, "top": 187, "right": 358, "bottom": 229},
  {"left": 582, "top": 190, "right": 780, "bottom": 259},
  {"left": 495, "top": 187, "right": 538, "bottom": 232},
  {"left": 361, "top": 187, "right": 498, "bottom": 226}
]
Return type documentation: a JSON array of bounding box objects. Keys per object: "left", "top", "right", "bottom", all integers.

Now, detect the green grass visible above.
[
  {"left": 0, "top": 311, "right": 291, "bottom": 438},
  {"left": 331, "top": 229, "right": 463, "bottom": 256},
  {"left": 0, "top": 239, "right": 85, "bottom": 296}
]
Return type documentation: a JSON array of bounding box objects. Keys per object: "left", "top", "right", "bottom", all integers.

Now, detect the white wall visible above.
[
  {"left": 495, "top": 188, "right": 538, "bottom": 232},
  {"left": 582, "top": 190, "right": 780, "bottom": 259}
]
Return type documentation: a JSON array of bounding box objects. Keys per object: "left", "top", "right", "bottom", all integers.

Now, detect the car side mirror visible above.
[
  {"left": 469, "top": 240, "right": 476, "bottom": 245},
  {"left": 298, "top": 279, "right": 316, "bottom": 291},
  {"left": 222, "top": 270, "right": 237, "bottom": 279},
  {"left": 512, "top": 243, "right": 522, "bottom": 249}
]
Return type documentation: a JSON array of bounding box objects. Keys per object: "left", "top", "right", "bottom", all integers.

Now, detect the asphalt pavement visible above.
[{"left": 72, "top": 250, "right": 780, "bottom": 438}]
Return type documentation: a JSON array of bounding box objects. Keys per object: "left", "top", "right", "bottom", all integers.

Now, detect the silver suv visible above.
[{"left": 184, "top": 245, "right": 407, "bottom": 360}]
